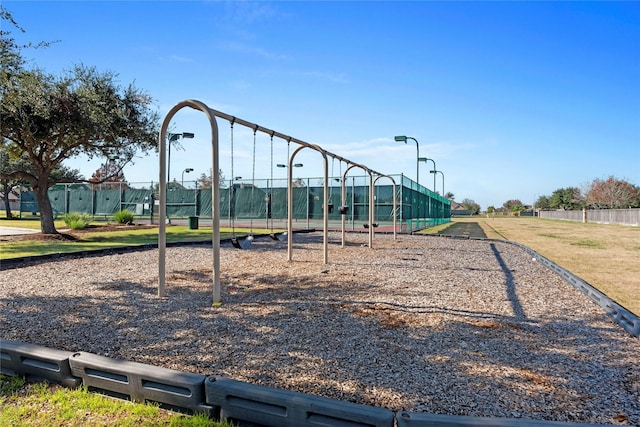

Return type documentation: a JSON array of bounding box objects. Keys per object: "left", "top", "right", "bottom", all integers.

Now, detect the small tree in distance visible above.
[
  {"left": 196, "top": 169, "right": 226, "bottom": 189},
  {"left": 197, "top": 173, "right": 212, "bottom": 189},
  {"left": 89, "top": 161, "right": 126, "bottom": 186},
  {"left": 586, "top": 176, "right": 640, "bottom": 208},
  {"left": 460, "top": 198, "right": 480, "bottom": 214},
  {"left": 503, "top": 199, "right": 524, "bottom": 216},
  {"left": 548, "top": 187, "right": 585, "bottom": 210}
]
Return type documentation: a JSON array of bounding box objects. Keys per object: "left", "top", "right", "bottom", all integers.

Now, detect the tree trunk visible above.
[
  {"left": 2, "top": 186, "right": 14, "bottom": 219},
  {"left": 34, "top": 179, "right": 58, "bottom": 234}
]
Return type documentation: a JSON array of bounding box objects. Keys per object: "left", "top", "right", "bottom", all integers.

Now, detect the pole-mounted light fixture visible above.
[
  {"left": 430, "top": 169, "right": 445, "bottom": 196},
  {"left": 181, "top": 168, "right": 194, "bottom": 187},
  {"left": 167, "top": 132, "right": 195, "bottom": 182},
  {"left": 420, "top": 157, "right": 437, "bottom": 193},
  {"left": 395, "top": 135, "right": 420, "bottom": 186}
]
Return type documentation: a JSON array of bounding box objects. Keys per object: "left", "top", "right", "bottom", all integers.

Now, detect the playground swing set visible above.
[
  {"left": 268, "top": 133, "right": 287, "bottom": 242},
  {"left": 229, "top": 121, "right": 289, "bottom": 248},
  {"left": 158, "top": 99, "right": 397, "bottom": 303},
  {"left": 228, "top": 119, "right": 255, "bottom": 250}
]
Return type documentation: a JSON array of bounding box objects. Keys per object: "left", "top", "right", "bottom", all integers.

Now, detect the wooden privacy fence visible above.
[{"left": 539, "top": 208, "right": 639, "bottom": 226}]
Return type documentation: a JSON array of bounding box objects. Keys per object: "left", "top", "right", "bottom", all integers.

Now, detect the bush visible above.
[
  {"left": 62, "top": 212, "right": 93, "bottom": 230},
  {"left": 113, "top": 209, "right": 134, "bottom": 225}
]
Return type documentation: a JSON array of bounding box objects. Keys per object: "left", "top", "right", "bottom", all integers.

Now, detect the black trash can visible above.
[{"left": 188, "top": 216, "right": 199, "bottom": 230}]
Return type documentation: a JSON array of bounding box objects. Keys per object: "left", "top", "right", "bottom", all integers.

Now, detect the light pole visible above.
[
  {"left": 395, "top": 135, "right": 420, "bottom": 186},
  {"left": 419, "top": 157, "right": 437, "bottom": 193},
  {"left": 430, "top": 169, "right": 445, "bottom": 196},
  {"left": 167, "top": 132, "right": 195, "bottom": 182},
  {"left": 181, "top": 168, "right": 194, "bottom": 188}
]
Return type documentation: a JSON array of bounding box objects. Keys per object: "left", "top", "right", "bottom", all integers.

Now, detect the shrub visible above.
[
  {"left": 113, "top": 209, "right": 134, "bottom": 225},
  {"left": 62, "top": 212, "right": 92, "bottom": 230}
]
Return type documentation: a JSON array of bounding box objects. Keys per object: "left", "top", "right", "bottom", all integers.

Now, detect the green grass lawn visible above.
[
  {"left": 0, "top": 374, "right": 229, "bottom": 426},
  {"left": 0, "top": 222, "right": 282, "bottom": 259},
  {"left": 0, "top": 217, "right": 68, "bottom": 230}
]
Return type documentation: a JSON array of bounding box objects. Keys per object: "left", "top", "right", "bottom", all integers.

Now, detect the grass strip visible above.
[
  {"left": 0, "top": 226, "right": 282, "bottom": 259},
  {"left": 0, "top": 375, "right": 229, "bottom": 426}
]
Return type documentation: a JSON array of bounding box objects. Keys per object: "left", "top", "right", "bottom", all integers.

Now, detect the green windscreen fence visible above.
[
  {"left": 167, "top": 188, "right": 196, "bottom": 217},
  {"left": 47, "top": 189, "right": 65, "bottom": 215},
  {"left": 122, "top": 189, "right": 153, "bottom": 216},
  {"left": 18, "top": 190, "right": 38, "bottom": 214},
  {"left": 94, "top": 190, "right": 121, "bottom": 216},
  {"left": 17, "top": 175, "right": 450, "bottom": 231},
  {"left": 19, "top": 184, "right": 154, "bottom": 218}
]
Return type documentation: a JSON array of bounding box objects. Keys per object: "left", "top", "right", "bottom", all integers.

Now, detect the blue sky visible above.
[{"left": 6, "top": 1, "right": 640, "bottom": 209}]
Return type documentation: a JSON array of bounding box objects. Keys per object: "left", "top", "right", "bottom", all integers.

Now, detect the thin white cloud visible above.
[
  {"left": 155, "top": 54, "right": 195, "bottom": 64},
  {"left": 218, "top": 41, "right": 289, "bottom": 61},
  {"left": 320, "top": 138, "right": 481, "bottom": 170},
  {"left": 169, "top": 55, "right": 194, "bottom": 63},
  {"left": 221, "top": 1, "right": 280, "bottom": 27}
]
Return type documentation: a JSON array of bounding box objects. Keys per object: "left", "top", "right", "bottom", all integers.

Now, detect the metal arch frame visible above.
[
  {"left": 287, "top": 144, "right": 329, "bottom": 264},
  {"left": 373, "top": 174, "right": 398, "bottom": 241},
  {"left": 158, "top": 100, "right": 221, "bottom": 304},
  {"left": 340, "top": 163, "right": 374, "bottom": 248}
]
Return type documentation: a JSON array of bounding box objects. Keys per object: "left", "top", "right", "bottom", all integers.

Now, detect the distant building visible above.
[{"left": 450, "top": 201, "right": 476, "bottom": 217}]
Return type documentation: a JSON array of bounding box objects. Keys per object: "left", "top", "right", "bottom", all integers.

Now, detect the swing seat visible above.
[
  {"left": 270, "top": 232, "right": 287, "bottom": 241},
  {"left": 363, "top": 223, "right": 379, "bottom": 229},
  {"left": 232, "top": 235, "right": 254, "bottom": 249}
]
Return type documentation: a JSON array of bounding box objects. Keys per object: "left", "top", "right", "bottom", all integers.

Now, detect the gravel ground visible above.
[{"left": 1, "top": 232, "right": 638, "bottom": 425}]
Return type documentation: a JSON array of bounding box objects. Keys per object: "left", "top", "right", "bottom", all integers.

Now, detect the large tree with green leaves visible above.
[
  {"left": 548, "top": 187, "right": 584, "bottom": 210},
  {"left": 534, "top": 195, "right": 550, "bottom": 210},
  {"left": 1, "top": 8, "right": 159, "bottom": 233}
]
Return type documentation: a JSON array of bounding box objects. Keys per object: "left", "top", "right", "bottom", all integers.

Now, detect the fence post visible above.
[
  {"left": 91, "top": 183, "right": 95, "bottom": 217},
  {"left": 399, "top": 174, "right": 404, "bottom": 231},
  {"left": 583, "top": 207, "right": 587, "bottom": 223},
  {"left": 306, "top": 179, "right": 310, "bottom": 229},
  {"left": 150, "top": 193, "right": 154, "bottom": 224},
  {"left": 64, "top": 183, "right": 68, "bottom": 215},
  {"left": 195, "top": 182, "right": 199, "bottom": 217}
]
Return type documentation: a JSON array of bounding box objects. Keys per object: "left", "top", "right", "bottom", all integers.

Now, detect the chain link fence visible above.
[{"left": 5, "top": 174, "right": 451, "bottom": 232}]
